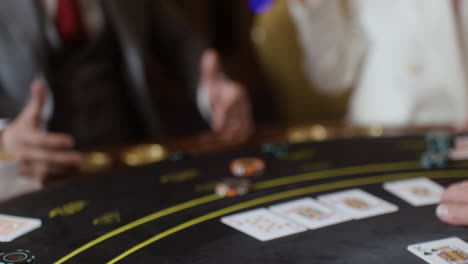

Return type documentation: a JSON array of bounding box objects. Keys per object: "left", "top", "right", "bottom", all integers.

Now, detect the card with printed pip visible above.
[
  {"left": 0, "top": 214, "right": 42, "bottom": 242},
  {"left": 408, "top": 237, "right": 468, "bottom": 264},
  {"left": 269, "top": 198, "right": 352, "bottom": 230},
  {"left": 317, "top": 189, "right": 398, "bottom": 219},
  {"left": 384, "top": 177, "right": 444, "bottom": 206},
  {"left": 221, "top": 208, "right": 307, "bottom": 241}
]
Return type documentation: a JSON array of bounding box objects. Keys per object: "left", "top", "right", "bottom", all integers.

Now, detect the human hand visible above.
[
  {"left": 436, "top": 180, "right": 468, "bottom": 226},
  {"left": 0, "top": 81, "right": 83, "bottom": 180},
  {"left": 199, "top": 49, "right": 255, "bottom": 142},
  {"left": 456, "top": 119, "right": 468, "bottom": 133}
]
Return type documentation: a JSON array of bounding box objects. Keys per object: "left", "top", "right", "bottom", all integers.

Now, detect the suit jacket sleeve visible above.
[
  {"left": 148, "top": 0, "right": 205, "bottom": 99},
  {"left": 288, "top": 0, "right": 368, "bottom": 95}
]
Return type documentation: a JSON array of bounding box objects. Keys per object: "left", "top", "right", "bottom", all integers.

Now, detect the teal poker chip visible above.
[
  {"left": 420, "top": 152, "right": 449, "bottom": 169},
  {"left": 261, "top": 142, "right": 290, "bottom": 157},
  {"left": 0, "top": 250, "right": 35, "bottom": 264},
  {"left": 424, "top": 131, "right": 455, "bottom": 152}
]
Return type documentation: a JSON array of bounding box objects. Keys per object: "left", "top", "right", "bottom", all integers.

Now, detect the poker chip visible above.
[
  {"left": 122, "top": 144, "right": 168, "bottom": 166},
  {"left": 215, "top": 178, "right": 251, "bottom": 197},
  {"left": 168, "top": 152, "right": 192, "bottom": 162},
  {"left": 261, "top": 143, "right": 290, "bottom": 157},
  {"left": 420, "top": 152, "right": 449, "bottom": 169},
  {"left": 80, "top": 152, "right": 112, "bottom": 173},
  {"left": 424, "top": 131, "right": 455, "bottom": 153},
  {"left": 0, "top": 249, "right": 35, "bottom": 264},
  {"left": 230, "top": 158, "right": 266, "bottom": 178}
]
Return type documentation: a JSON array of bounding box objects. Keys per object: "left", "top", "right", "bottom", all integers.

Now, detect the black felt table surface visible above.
[{"left": 1, "top": 136, "right": 467, "bottom": 263}]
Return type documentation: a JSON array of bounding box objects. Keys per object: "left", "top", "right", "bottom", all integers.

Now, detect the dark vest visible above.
[{"left": 48, "top": 16, "right": 143, "bottom": 150}]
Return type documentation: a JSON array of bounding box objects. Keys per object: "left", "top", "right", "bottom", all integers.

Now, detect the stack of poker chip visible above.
[
  {"left": 421, "top": 131, "right": 455, "bottom": 169},
  {"left": 214, "top": 157, "right": 267, "bottom": 198}
]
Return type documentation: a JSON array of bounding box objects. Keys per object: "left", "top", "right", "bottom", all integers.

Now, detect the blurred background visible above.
[
  {"left": 160, "top": 0, "right": 276, "bottom": 136},
  {"left": 164, "top": 0, "right": 349, "bottom": 136}
]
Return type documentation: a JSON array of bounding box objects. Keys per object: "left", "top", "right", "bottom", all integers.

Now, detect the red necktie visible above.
[{"left": 55, "top": 0, "right": 87, "bottom": 47}]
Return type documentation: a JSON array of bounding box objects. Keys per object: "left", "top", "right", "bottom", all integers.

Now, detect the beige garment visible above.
[
  {"left": 289, "top": 0, "right": 468, "bottom": 126},
  {"left": 252, "top": 0, "right": 350, "bottom": 124}
]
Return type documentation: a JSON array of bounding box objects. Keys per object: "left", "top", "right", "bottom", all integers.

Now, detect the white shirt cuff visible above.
[
  {"left": 196, "top": 85, "right": 212, "bottom": 122},
  {"left": 0, "top": 119, "right": 9, "bottom": 131}
]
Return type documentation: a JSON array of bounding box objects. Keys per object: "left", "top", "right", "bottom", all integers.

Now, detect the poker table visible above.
[{"left": 1, "top": 127, "right": 468, "bottom": 264}]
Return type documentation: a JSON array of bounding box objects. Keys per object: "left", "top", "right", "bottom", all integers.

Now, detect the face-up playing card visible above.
[
  {"left": 317, "top": 189, "right": 398, "bottom": 219},
  {"left": 384, "top": 177, "right": 444, "bottom": 206},
  {"left": 221, "top": 208, "right": 307, "bottom": 241},
  {"left": 408, "top": 237, "right": 468, "bottom": 264},
  {"left": 269, "top": 198, "right": 352, "bottom": 230},
  {"left": 0, "top": 214, "right": 42, "bottom": 242}
]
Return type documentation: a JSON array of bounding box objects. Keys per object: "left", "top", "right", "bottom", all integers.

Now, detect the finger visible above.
[
  {"left": 211, "top": 81, "right": 242, "bottom": 132},
  {"left": 19, "top": 160, "right": 48, "bottom": 180},
  {"left": 455, "top": 121, "right": 468, "bottom": 133},
  {"left": 21, "top": 80, "right": 47, "bottom": 127},
  {"left": 19, "top": 148, "right": 83, "bottom": 165},
  {"left": 219, "top": 112, "right": 251, "bottom": 141},
  {"left": 30, "top": 162, "right": 51, "bottom": 181},
  {"left": 221, "top": 116, "right": 254, "bottom": 142},
  {"left": 23, "top": 131, "right": 75, "bottom": 149},
  {"left": 19, "top": 160, "right": 33, "bottom": 178},
  {"left": 210, "top": 91, "right": 231, "bottom": 133},
  {"left": 211, "top": 104, "right": 228, "bottom": 133},
  {"left": 223, "top": 95, "right": 254, "bottom": 138},
  {"left": 441, "top": 181, "right": 468, "bottom": 203},
  {"left": 200, "top": 49, "right": 221, "bottom": 88},
  {"left": 437, "top": 203, "right": 468, "bottom": 226}
]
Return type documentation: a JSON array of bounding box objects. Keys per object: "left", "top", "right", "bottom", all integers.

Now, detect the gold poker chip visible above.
[
  {"left": 80, "top": 152, "right": 112, "bottom": 173},
  {"left": 122, "top": 144, "right": 168, "bottom": 167}
]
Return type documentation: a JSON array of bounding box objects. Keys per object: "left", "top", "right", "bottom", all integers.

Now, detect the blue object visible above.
[
  {"left": 424, "top": 132, "right": 454, "bottom": 153},
  {"left": 169, "top": 152, "right": 191, "bottom": 162},
  {"left": 261, "top": 142, "right": 290, "bottom": 157},
  {"left": 248, "top": 0, "right": 274, "bottom": 14},
  {"left": 420, "top": 152, "right": 449, "bottom": 169}
]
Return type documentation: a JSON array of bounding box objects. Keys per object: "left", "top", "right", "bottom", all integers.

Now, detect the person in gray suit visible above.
[{"left": 0, "top": 0, "right": 254, "bottom": 179}]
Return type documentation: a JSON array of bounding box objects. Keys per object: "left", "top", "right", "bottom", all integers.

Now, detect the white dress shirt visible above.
[{"left": 289, "top": 0, "right": 468, "bottom": 126}]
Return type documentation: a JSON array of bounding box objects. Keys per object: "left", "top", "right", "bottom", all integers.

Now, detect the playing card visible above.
[
  {"left": 0, "top": 214, "right": 42, "bottom": 242},
  {"left": 317, "top": 189, "right": 398, "bottom": 219},
  {"left": 269, "top": 198, "right": 352, "bottom": 229},
  {"left": 408, "top": 237, "right": 468, "bottom": 264},
  {"left": 384, "top": 177, "right": 444, "bottom": 206},
  {"left": 221, "top": 208, "right": 307, "bottom": 241}
]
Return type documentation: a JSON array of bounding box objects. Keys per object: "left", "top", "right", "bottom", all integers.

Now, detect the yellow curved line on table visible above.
[
  {"left": 253, "top": 161, "right": 419, "bottom": 189},
  {"left": 55, "top": 159, "right": 468, "bottom": 264},
  {"left": 53, "top": 194, "right": 221, "bottom": 264},
  {"left": 107, "top": 169, "right": 468, "bottom": 264}
]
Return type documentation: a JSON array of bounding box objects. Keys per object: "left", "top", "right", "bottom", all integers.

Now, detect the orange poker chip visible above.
[
  {"left": 215, "top": 178, "right": 251, "bottom": 197},
  {"left": 230, "top": 157, "right": 266, "bottom": 178}
]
